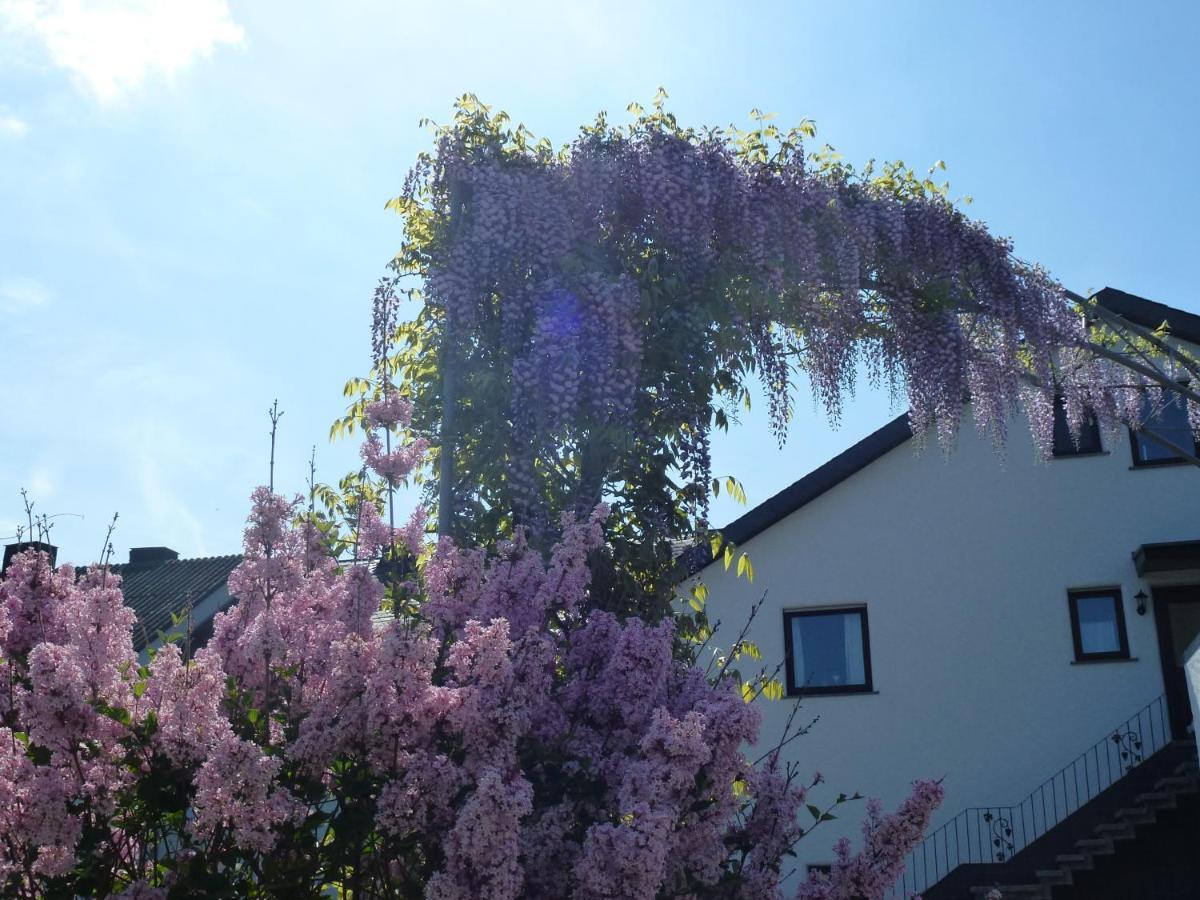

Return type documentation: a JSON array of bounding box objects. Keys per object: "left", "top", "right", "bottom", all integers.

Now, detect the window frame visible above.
[
  {"left": 1128, "top": 385, "right": 1199, "bottom": 468},
  {"left": 1067, "top": 588, "right": 1130, "bottom": 662},
  {"left": 782, "top": 605, "right": 874, "bottom": 697},
  {"left": 1051, "top": 395, "right": 1103, "bottom": 457}
]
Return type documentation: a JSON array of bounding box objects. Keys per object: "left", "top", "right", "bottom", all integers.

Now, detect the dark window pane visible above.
[
  {"left": 1134, "top": 390, "right": 1195, "bottom": 464},
  {"left": 1052, "top": 396, "right": 1102, "bottom": 456},
  {"left": 1068, "top": 589, "right": 1129, "bottom": 662},
  {"left": 1075, "top": 595, "right": 1120, "bottom": 655},
  {"left": 789, "top": 610, "right": 866, "bottom": 688}
]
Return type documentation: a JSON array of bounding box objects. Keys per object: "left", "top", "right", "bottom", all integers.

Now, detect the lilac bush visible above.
[
  {"left": 0, "top": 360, "right": 938, "bottom": 896},
  {"left": 0, "top": 495, "right": 938, "bottom": 897}
]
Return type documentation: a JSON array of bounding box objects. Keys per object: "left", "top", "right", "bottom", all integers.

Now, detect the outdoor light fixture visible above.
[{"left": 1134, "top": 590, "right": 1149, "bottom": 616}]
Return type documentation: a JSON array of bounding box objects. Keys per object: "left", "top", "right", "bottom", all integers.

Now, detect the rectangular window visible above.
[
  {"left": 783, "top": 607, "right": 872, "bottom": 695},
  {"left": 1052, "top": 395, "right": 1103, "bottom": 456},
  {"left": 1129, "top": 387, "right": 1198, "bottom": 467},
  {"left": 1068, "top": 589, "right": 1130, "bottom": 662}
]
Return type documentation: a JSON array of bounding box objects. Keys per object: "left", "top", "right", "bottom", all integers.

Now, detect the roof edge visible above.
[
  {"left": 683, "top": 412, "right": 912, "bottom": 575},
  {"left": 1095, "top": 287, "right": 1200, "bottom": 346}
]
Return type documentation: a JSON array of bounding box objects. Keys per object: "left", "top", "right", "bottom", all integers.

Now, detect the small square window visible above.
[
  {"left": 1129, "top": 387, "right": 1198, "bottom": 467},
  {"left": 783, "top": 607, "right": 873, "bottom": 695},
  {"left": 1068, "top": 589, "right": 1130, "bottom": 662},
  {"left": 1052, "top": 396, "right": 1102, "bottom": 456}
]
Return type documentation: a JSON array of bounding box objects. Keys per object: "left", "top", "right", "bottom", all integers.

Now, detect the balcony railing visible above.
[{"left": 888, "top": 694, "right": 1170, "bottom": 897}]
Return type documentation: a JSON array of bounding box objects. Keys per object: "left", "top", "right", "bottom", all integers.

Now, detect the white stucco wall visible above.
[{"left": 693, "top": 402, "right": 1200, "bottom": 882}]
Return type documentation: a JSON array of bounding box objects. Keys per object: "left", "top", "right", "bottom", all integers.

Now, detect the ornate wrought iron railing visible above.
[{"left": 887, "top": 694, "right": 1170, "bottom": 898}]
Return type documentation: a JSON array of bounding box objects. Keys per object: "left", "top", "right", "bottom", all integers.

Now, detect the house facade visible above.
[{"left": 688, "top": 288, "right": 1200, "bottom": 897}]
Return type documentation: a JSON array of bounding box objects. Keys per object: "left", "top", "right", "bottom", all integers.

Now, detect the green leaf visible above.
[
  {"left": 723, "top": 544, "right": 734, "bottom": 571},
  {"left": 736, "top": 552, "right": 753, "bottom": 582},
  {"left": 725, "top": 476, "right": 747, "bottom": 505},
  {"left": 807, "top": 804, "right": 822, "bottom": 821}
]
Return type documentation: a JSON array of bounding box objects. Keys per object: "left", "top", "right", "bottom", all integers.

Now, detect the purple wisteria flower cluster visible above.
[{"left": 392, "top": 98, "right": 1194, "bottom": 541}]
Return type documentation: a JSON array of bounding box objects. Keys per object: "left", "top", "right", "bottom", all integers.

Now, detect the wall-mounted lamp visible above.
[{"left": 1134, "top": 589, "right": 1148, "bottom": 616}]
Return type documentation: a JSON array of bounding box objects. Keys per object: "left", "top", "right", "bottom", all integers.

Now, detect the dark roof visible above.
[
  {"left": 1095, "top": 287, "right": 1200, "bottom": 345},
  {"left": 108, "top": 555, "right": 242, "bottom": 650},
  {"left": 684, "top": 287, "right": 1196, "bottom": 576}
]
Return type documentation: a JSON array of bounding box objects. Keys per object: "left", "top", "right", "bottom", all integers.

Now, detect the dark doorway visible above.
[{"left": 1153, "top": 585, "right": 1200, "bottom": 739}]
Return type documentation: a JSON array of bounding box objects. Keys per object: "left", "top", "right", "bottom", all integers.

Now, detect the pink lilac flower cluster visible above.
[
  {"left": 795, "top": 779, "right": 946, "bottom": 900},
  {"left": 0, "top": 485, "right": 941, "bottom": 897}
]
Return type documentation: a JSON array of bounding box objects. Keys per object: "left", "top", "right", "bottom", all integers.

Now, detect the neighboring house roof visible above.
[
  {"left": 683, "top": 287, "right": 1197, "bottom": 575},
  {"left": 109, "top": 553, "right": 242, "bottom": 650}
]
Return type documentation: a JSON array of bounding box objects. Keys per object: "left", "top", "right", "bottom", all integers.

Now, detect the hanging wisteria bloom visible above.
[{"left": 375, "top": 95, "right": 1197, "bottom": 614}]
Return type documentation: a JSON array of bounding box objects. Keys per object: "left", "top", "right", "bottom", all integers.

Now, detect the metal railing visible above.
[{"left": 888, "top": 694, "right": 1170, "bottom": 897}]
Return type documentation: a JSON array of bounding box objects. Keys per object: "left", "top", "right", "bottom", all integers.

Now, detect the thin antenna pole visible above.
[
  {"left": 268, "top": 399, "right": 284, "bottom": 493},
  {"left": 21, "top": 488, "right": 33, "bottom": 542}
]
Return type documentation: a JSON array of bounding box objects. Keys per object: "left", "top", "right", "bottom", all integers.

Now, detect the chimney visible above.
[
  {"left": 2, "top": 541, "right": 58, "bottom": 575},
  {"left": 127, "top": 546, "right": 179, "bottom": 568}
]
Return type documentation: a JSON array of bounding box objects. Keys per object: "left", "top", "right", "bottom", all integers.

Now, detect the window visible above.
[
  {"left": 1129, "top": 387, "right": 1198, "bottom": 467},
  {"left": 1068, "top": 589, "right": 1130, "bottom": 662},
  {"left": 1052, "top": 396, "right": 1102, "bottom": 456},
  {"left": 783, "top": 607, "right": 872, "bottom": 695}
]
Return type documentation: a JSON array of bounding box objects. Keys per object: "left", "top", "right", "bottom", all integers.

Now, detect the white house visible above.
[{"left": 688, "top": 288, "right": 1200, "bottom": 898}]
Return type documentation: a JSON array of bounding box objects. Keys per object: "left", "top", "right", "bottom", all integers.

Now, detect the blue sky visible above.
[{"left": 1, "top": 0, "right": 1197, "bottom": 563}]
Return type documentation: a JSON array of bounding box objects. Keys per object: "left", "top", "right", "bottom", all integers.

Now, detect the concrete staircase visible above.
[{"left": 966, "top": 750, "right": 1199, "bottom": 900}]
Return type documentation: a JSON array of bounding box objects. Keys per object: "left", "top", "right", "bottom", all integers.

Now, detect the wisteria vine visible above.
[{"left": 361, "top": 94, "right": 1197, "bottom": 614}]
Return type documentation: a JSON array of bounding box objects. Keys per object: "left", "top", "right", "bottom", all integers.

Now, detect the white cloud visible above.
[
  {"left": 0, "top": 0, "right": 244, "bottom": 102},
  {"left": 0, "top": 107, "right": 28, "bottom": 136},
  {"left": 0, "top": 275, "right": 52, "bottom": 311}
]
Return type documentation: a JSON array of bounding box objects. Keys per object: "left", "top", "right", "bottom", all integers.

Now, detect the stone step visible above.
[
  {"left": 1053, "top": 852, "right": 1092, "bottom": 870},
  {"left": 1174, "top": 758, "right": 1199, "bottom": 777},
  {"left": 1036, "top": 866, "right": 1073, "bottom": 885},
  {"left": 970, "top": 885, "right": 1047, "bottom": 899},
  {"left": 1132, "top": 790, "right": 1176, "bottom": 809},
  {"left": 1074, "top": 836, "right": 1114, "bottom": 856},
  {"left": 1154, "top": 774, "right": 1196, "bottom": 793},
  {"left": 1113, "top": 805, "right": 1156, "bottom": 824},
  {"left": 1094, "top": 821, "right": 1136, "bottom": 840}
]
